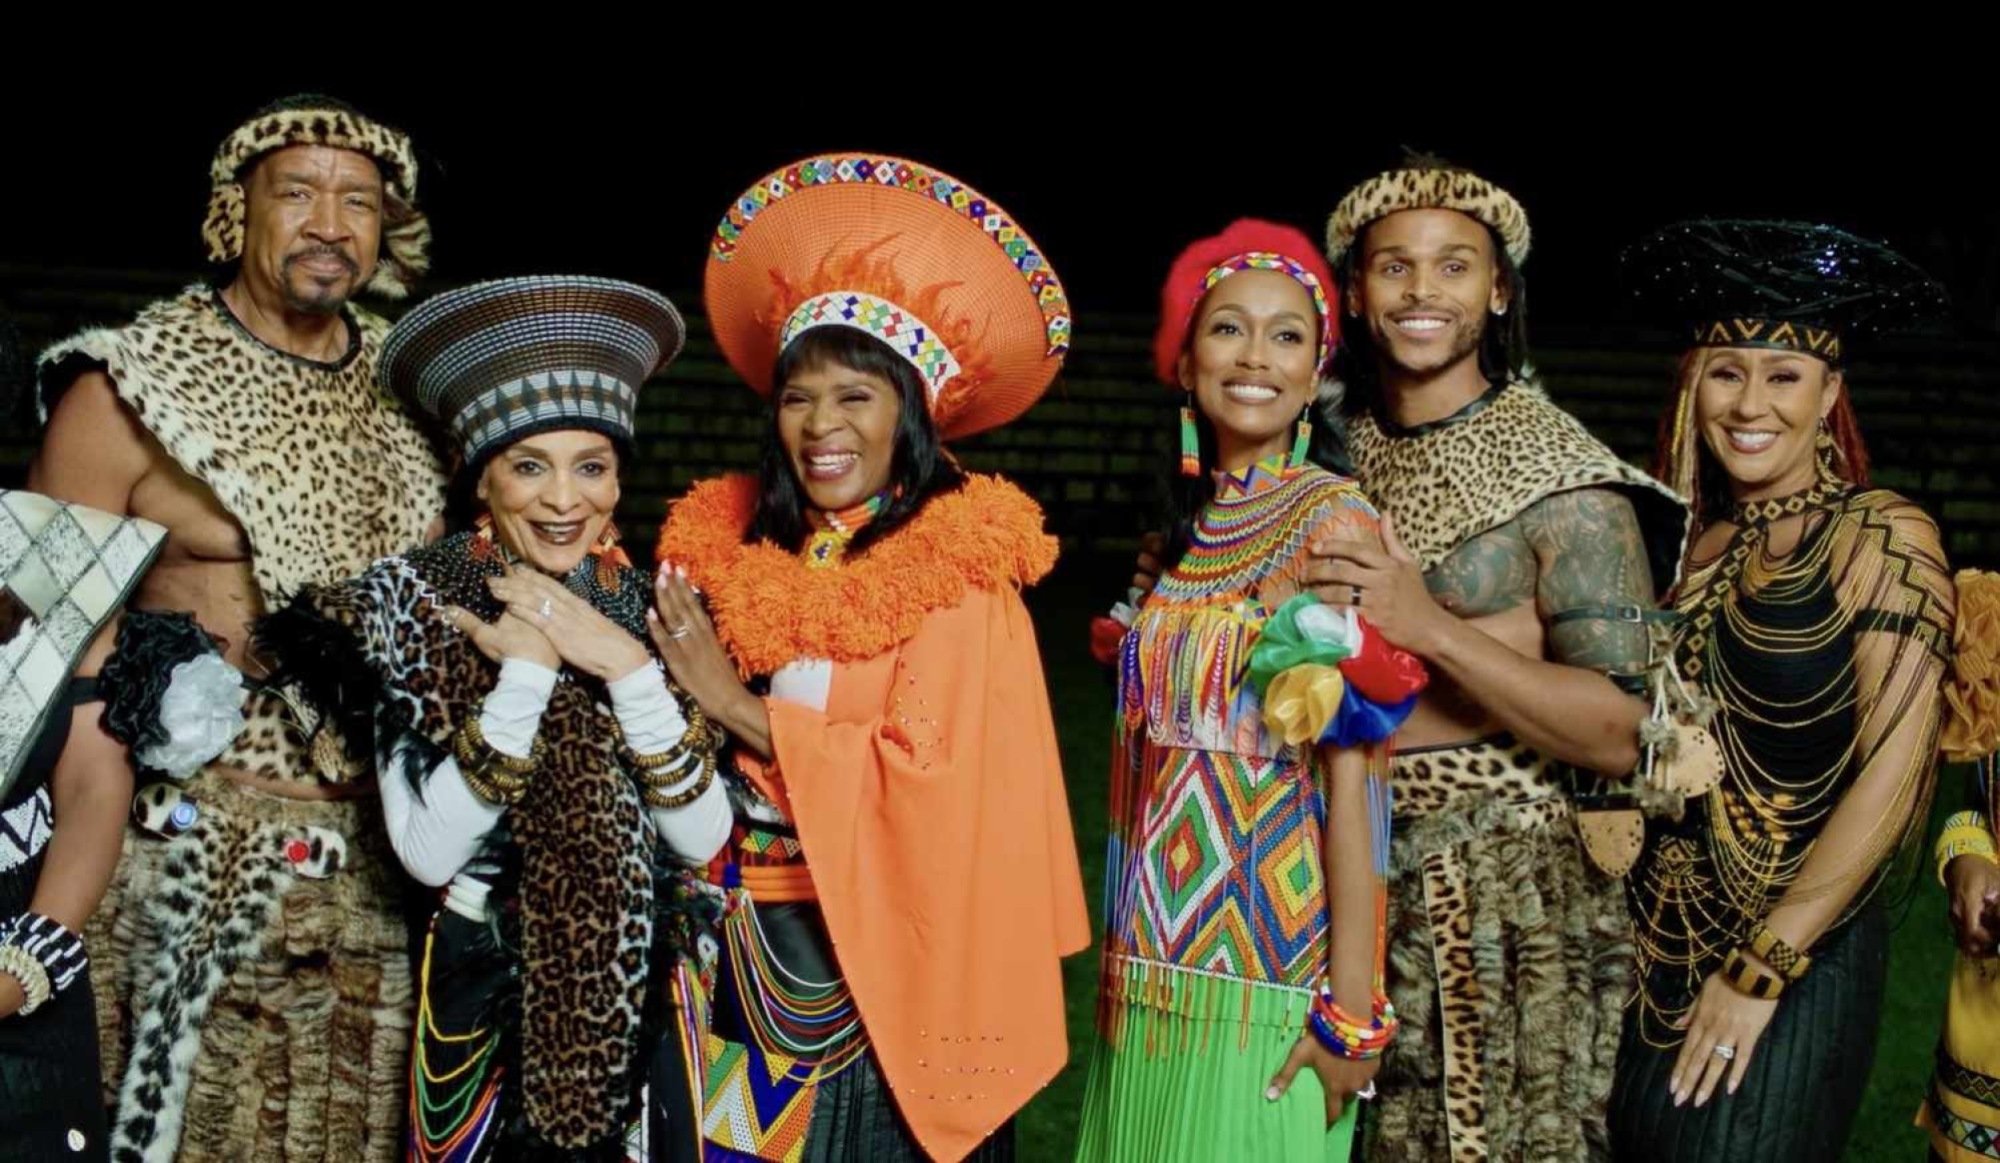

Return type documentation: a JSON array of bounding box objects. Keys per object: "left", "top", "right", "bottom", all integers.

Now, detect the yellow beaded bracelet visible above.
[
  {"left": 1937, "top": 811, "right": 1998, "bottom": 887},
  {"left": 459, "top": 759, "right": 529, "bottom": 807},
  {"left": 617, "top": 715, "right": 702, "bottom": 773}
]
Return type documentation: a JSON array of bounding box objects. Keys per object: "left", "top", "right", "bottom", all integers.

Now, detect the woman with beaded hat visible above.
[
  {"left": 1074, "top": 219, "right": 1427, "bottom": 1161},
  {"left": 1609, "top": 220, "right": 1959, "bottom": 1160},
  {"left": 261, "top": 274, "right": 730, "bottom": 1161},
  {"left": 649, "top": 154, "right": 1091, "bottom": 1163}
]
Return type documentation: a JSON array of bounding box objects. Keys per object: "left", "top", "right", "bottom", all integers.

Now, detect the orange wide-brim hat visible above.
[{"left": 704, "top": 153, "right": 1071, "bottom": 441}]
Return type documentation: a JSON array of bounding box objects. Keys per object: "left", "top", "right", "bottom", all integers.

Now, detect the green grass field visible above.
[{"left": 1013, "top": 556, "right": 1956, "bottom": 1162}]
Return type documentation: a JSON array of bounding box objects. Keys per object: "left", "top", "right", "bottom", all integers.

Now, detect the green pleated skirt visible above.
[{"left": 1075, "top": 957, "right": 1358, "bottom": 1162}]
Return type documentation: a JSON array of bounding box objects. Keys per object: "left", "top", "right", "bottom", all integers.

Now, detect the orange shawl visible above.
[{"left": 657, "top": 475, "right": 1091, "bottom": 1162}]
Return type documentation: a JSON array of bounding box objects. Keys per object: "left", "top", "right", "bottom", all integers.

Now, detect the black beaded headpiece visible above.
[{"left": 1622, "top": 220, "right": 1948, "bottom": 365}]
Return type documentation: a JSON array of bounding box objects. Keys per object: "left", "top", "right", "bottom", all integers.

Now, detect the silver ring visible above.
[
  {"left": 1712, "top": 1044, "right": 1736, "bottom": 1061},
  {"left": 1349, "top": 587, "right": 1365, "bottom": 607},
  {"left": 668, "top": 624, "right": 692, "bottom": 640},
  {"left": 537, "top": 598, "right": 553, "bottom": 621}
]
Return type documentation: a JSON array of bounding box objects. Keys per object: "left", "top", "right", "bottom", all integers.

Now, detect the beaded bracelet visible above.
[
  {"left": 4, "top": 913, "right": 89, "bottom": 996},
  {"left": 1305, "top": 987, "right": 1399, "bottom": 1060},
  {"left": 459, "top": 760, "right": 529, "bottom": 807},
  {"left": 0, "top": 913, "right": 82, "bottom": 1018},
  {"left": 1747, "top": 923, "right": 1811, "bottom": 982},
  {"left": 0, "top": 944, "right": 51, "bottom": 1015},
  {"left": 635, "top": 741, "right": 708, "bottom": 789},
  {"left": 454, "top": 714, "right": 543, "bottom": 774},
  {"left": 615, "top": 705, "right": 705, "bottom": 773},
  {"left": 1937, "top": 812, "right": 1998, "bottom": 886}
]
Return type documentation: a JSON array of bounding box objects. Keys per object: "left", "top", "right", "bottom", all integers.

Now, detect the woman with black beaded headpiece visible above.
[{"left": 1607, "top": 221, "right": 1959, "bottom": 1160}]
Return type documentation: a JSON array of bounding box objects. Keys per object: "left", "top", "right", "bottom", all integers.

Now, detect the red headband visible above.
[{"left": 1153, "top": 218, "right": 1338, "bottom": 386}]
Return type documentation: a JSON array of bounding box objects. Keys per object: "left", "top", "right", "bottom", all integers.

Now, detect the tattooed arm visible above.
[
  {"left": 1509, "top": 487, "right": 1655, "bottom": 770},
  {"left": 1311, "top": 487, "right": 1654, "bottom": 775},
  {"left": 1520, "top": 489, "right": 1656, "bottom": 679}
]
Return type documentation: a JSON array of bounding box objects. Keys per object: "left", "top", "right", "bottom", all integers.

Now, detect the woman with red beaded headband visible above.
[
  {"left": 649, "top": 154, "right": 1089, "bottom": 1163},
  {"left": 1076, "top": 220, "right": 1427, "bottom": 1161}
]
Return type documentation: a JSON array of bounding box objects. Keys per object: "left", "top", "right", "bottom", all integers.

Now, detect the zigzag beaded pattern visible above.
[
  {"left": 1938, "top": 1044, "right": 2000, "bottom": 1109},
  {"left": 710, "top": 154, "right": 1072, "bottom": 357},
  {"left": 1151, "top": 464, "right": 1367, "bottom": 607}
]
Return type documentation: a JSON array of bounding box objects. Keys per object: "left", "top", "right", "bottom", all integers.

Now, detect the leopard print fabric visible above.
[
  {"left": 1374, "top": 737, "right": 1632, "bottom": 1163},
  {"left": 37, "top": 286, "right": 447, "bottom": 610},
  {"left": 89, "top": 774, "right": 407, "bottom": 1163},
  {"left": 1324, "top": 165, "right": 1533, "bottom": 266},
  {"left": 1347, "top": 381, "right": 1689, "bottom": 592},
  {"left": 47, "top": 286, "right": 447, "bottom": 1160},
  {"left": 283, "top": 533, "right": 658, "bottom": 1148}
]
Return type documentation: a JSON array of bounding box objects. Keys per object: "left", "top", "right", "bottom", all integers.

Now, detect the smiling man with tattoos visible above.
[{"left": 1304, "top": 158, "right": 1690, "bottom": 1162}]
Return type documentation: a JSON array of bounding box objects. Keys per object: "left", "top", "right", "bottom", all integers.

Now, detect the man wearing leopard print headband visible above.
[
  {"left": 1299, "top": 156, "right": 1690, "bottom": 1160},
  {"left": 27, "top": 94, "right": 446, "bottom": 1161}
]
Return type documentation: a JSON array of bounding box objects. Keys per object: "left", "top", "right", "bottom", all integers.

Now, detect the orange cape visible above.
[{"left": 657, "top": 475, "right": 1090, "bottom": 1162}]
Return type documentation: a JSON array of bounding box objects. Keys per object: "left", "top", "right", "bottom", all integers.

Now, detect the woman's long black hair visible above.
[{"left": 744, "top": 326, "right": 964, "bottom": 557}]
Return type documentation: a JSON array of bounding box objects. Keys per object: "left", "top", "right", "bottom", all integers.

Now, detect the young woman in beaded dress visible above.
[{"left": 1077, "top": 221, "right": 1427, "bottom": 1161}]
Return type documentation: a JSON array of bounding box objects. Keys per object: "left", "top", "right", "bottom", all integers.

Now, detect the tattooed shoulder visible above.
[
  {"left": 1426, "top": 520, "right": 1537, "bottom": 619},
  {"left": 1518, "top": 487, "right": 1656, "bottom": 674}
]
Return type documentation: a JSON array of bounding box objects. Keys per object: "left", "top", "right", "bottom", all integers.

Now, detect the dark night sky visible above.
[{"left": 7, "top": 77, "right": 1996, "bottom": 336}]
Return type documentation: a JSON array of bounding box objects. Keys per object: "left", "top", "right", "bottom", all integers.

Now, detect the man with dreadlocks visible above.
[
  {"left": 1294, "top": 157, "right": 1690, "bottom": 1160},
  {"left": 28, "top": 94, "right": 446, "bottom": 1161}
]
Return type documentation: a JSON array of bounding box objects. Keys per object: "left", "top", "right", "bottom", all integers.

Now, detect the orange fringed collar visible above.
[{"left": 656, "top": 473, "right": 1057, "bottom": 676}]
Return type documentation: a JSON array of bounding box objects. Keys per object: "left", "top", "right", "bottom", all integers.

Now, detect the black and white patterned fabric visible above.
[
  {"left": 0, "top": 491, "right": 165, "bottom": 800},
  {"left": 0, "top": 786, "right": 51, "bottom": 874}
]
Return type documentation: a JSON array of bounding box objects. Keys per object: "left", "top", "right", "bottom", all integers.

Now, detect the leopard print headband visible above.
[{"left": 201, "top": 104, "right": 429, "bottom": 299}]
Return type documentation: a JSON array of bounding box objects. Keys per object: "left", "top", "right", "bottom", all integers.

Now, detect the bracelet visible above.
[
  {"left": 631, "top": 716, "right": 716, "bottom": 791},
  {"left": 641, "top": 750, "right": 717, "bottom": 810},
  {"left": 2, "top": 913, "right": 89, "bottom": 996},
  {"left": 1937, "top": 812, "right": 1998, "bottom": 886},
  {"left": 458, "top": 759, "right": 528, "bottom": 807},
  {"left": 636, "top": 747, "right": 706, "bottom": 791},
  {"left": 1305, "top": 987, "right": 1399, "bottom": 1061},
  {"left": 668, "top": 682, "right": 728, "bottom": 754},
  {"left": 0, "top": 944, "right": 52, "bottom": 1016},
  {"left": 622, "top": 739, "right": 692, "bottom": 771},
  {"left": 1721, "top": 948, "right": 1785, "bottom": 1000},
  {"left": 458, "top": 756, "right": 530, "bottom": 806},
  {"left": 453, "top": 713, "right": 542, "bottom": 806},
  {"left": 454, "top": 713, "right": 543, "bottom": 775},
  {"left": 616, "top": 703, "right": 706, "bottom": 773},
  {"left": 459, "top": 751, "right": 532, "bottom": 806},
  {"left": 1746, "top": 923, "right": 1811, "bottom": 982}
]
